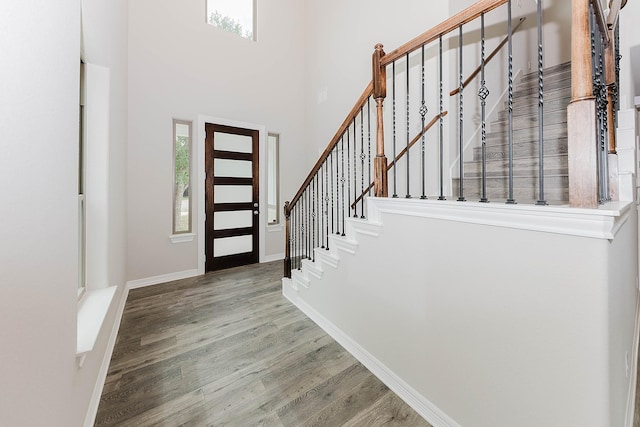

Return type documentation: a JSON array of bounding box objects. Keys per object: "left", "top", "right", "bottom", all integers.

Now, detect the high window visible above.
[
  {"left": 173, "top": 120, "right": 192, "bottom": 234},
  {"left": 206, "top": 0, "right": 256, "bottom": 41}
]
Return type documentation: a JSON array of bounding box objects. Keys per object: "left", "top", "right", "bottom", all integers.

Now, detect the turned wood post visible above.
[
  {"left": 567, "top": 0, "right": 599, "bottom": 208},
  {"left": 372, "top": 44, "right": 388, "bottom": 197},
  {"left": 283, "top": 201, "right": 291, "bottom": 278}
]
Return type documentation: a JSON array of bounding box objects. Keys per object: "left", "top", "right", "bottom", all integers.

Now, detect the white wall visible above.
[
  {"left": 0, "top": 0, "right": 128, "bottom": 425},
  {"left": 303, "top": 0, "right": 450, "bottom": 160},
  {"left": 287, "top": 199, "right": 637, "bottom": 426},
  {"left": 619, "top": 0, "right": 640, "bottom": 110},
  {"left": 0, "top": 1, "right": 79, "bottom": 424},
  {"left": 127, "top": 0, "right": 307, "bottom": 281}
]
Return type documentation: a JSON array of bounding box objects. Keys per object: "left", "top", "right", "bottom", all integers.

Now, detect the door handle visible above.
[
  {"left": 253, "top": 202, "right": 259, "bottom": 208},
  {"left": 253, "top": 210, "right": 259, "bottom": 215}
]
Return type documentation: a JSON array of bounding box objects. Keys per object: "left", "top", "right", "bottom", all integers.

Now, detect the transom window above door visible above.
[{"left": 206, "top": 0, "right": 256, "bottom": 41}]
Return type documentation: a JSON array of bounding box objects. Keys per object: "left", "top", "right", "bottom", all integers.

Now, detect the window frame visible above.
[
  {"left": 172, "top": 119, "right": 193, "bottom": 235},
  {"left": 206, "top": 0, "right": 257, "bottom": 41},
  {"left": 267, "top": 133, "right": 280, "bottom": 226}
]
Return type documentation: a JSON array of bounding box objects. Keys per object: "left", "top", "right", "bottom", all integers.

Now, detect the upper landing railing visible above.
[{"left": 283, "top": 0, "right": 626, "bottom": 278}]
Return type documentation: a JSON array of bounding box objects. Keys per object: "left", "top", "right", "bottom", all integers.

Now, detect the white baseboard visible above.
[
  {"left": 262, "top": 252, "right": 284, "bottom": 263},
  {"left": 126, "top": 269, "right": 199, "bottom": 289},
  {"left": 625, "top": 292, "right": 640, "bottom": 427},
  {"left": 83, "top": 285, "right": 129, "bottom": 427},
  {"left": 291, "top": 297, "right": 461, "bottom": 427}
]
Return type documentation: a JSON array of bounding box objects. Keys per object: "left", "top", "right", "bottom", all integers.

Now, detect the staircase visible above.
[{"left": 454, "top": 62, "right": 571, "bottom": 203}]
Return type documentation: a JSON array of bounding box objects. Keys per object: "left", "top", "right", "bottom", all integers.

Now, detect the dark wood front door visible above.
[{"left": 205, "top": 123, "right": 259, "bottom": 271}]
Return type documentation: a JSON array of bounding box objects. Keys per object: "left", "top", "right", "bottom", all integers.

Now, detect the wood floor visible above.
[{"left": 95, "top": 261, "right": 431, "bottom": 426}]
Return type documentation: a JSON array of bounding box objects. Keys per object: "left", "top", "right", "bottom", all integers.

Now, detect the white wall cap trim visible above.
[{"left": 368, "top": 197, "right": 633, "bottom": 240}]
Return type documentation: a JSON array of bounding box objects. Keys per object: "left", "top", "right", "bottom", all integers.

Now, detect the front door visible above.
[{"left": 205, "top": 123, "right": 259, "bottom": 271}]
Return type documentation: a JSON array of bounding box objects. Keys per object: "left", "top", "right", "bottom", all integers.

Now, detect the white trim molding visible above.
[
  {"left": 126, "top": 269, "right": 199, "bottom": 289},
  {"left": 367, "top": 197, "right": 634, "bottom": 241},
  {"left": 284, "top": 295, "right": 462, "bottom": 427},
  {"left": 169, "top": 233, "right": 195, "bottom": 244},
  {"left": 83, "top": 285, "right": 129, "bottom": 427},
  {"left": 262, "top": 252, "right": 284, "bottom": 263}
]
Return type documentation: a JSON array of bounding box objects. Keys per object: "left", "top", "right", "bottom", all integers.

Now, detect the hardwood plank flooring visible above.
[{"left": 95, "top": 261, "right": 431, "bottom": 426}]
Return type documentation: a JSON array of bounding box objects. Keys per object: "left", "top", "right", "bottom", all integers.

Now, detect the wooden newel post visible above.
[
  {"left": 283, "top": 201, "right": 292, "bottom": 278},
  {"left": 567, "top": 0, "right": 599, "bottom": 208},
  {"left": 372, "top": 44, "right": 388, "bottom": 198}
]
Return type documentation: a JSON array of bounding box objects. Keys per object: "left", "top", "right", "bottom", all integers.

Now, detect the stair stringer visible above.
[
  {"left": 282, "top": 205, "right": 461, "bottom": 427},
  {"left": 282, "top": 196, "right": 635, "bottom": 427},
  {"left": 284, "top": 217, "right": 382, "bottom": 296}
]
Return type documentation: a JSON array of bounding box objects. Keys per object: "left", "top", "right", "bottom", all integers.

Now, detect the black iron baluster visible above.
[
  {"left": 292, "top": 204, "right": 296, "bottom": 270},
  {"left": 536, "top": 0, "right": 547, "bottom": 206},
  {"left": 598, "top": 27, "right": 609, "bottom": 202},
  {"left": 331, "top": 150, "right": 335, "bottom": 236},
  {"left": 307, "top": 188, "right": 311, "bottom": 260},
  {"left": 393, "top": 61, "right": 398, "bottom": 198},
  {"left": 312, "top": 176, "right": 316, "bottom": 261},
  {"left": 479, "top": 13, "right": 489, "bottom": 203},
  {"left": 353, "top": 118, "right": 357, "bottom": 217},
  {"left": 367, "top": 98, "right": 372, "bottom": 198},
  {"left": 347, "top": 126, "right": 351, "bottom": 219},
  {"left": 302, "top": 189, "right": 307, "bottom": 261},
  {"left": 360, "top": 107, "right": 365, "bottom": 218},
  {"left": 320, "top": 166, "right": 325, "bottom": 249},
  {"left": 615, "top": 23, "right": 621, "bottom": 127},
  {"left": 297, "top": 203, "right": 301, "bottom": 269},
  {"left": 458, "top": 24, "right": 466, "bottom": 202},
  {"left": 406, "top": 52, "right": 411, "bottom": 199},
  {"left": 340, "top": 136, "right": 346, "bottom": 236},
  {"left": 590, "top": 6, "right": 607, "bottom": 204},
  {"left": 506, "top": 0, "right": 516, "bottom": 204},
  {"left": 325, "top": 161, "right": 329, "bottom": 249},
  {"left": 438, "top": 35, "right": 446, "bottom": 201},
  {"left": 420, "top": 44, "right": 428, "bottom": 200}
]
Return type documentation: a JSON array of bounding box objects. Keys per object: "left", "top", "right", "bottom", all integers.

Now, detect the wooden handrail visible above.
[
  {"left": 286, "top": 81, "right": 374, "bottom": 212},
  {"left": 381, "top": 0, "right": 509, "bottom": 67},
  {"left": 450, "top": 17, "right": 526, "bottom": 97},
  {"left": 590, "top": 0, "right": 610, "bottom": 46},
  {"left": 606, "top": 0, "right": 625, "bottom": 30},
  {"left": 350, "top": 111, "right": 448, "bottom": 209}
]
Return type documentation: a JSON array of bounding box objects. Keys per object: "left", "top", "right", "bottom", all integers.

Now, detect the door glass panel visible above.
[
  {"left": 214, "top": 210, "right": 252, "bottom": 230},
  {"left": 214, "top": 235, "right": 253, "bottom": 257},
  {"left": 214, "top": 158, "right": 252, "bottom": 178},
  {"left": 214, "top": 132, "right": 252, "bottom": 153},
  {"left": 214, "top": 185, "right": 252, "bottom": 203}
]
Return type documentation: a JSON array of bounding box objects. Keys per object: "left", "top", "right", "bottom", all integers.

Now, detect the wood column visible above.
[
  {"left": 568, "top": 0, "right": 599, "bottom": 208},
  {"left": 283, "top": 201, "right": 291, "bottom": 278},
  {"left": 373, "top": 44, "right": 388, "bottom": 197}
]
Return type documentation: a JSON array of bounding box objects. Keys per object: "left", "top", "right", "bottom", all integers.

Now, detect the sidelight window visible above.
[
  {"left": 267, "top": 133, "right": 279, "bottom": 225},
  {"left": 173, "top": 120, "right": 192, "bottom": 234}
]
